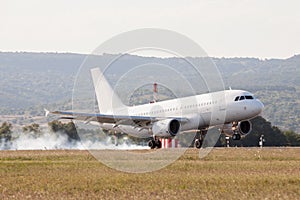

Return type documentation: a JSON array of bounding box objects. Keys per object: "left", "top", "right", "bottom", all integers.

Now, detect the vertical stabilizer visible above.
[{"left": 90, "top": 68, "right": 126, "bottom": 114}]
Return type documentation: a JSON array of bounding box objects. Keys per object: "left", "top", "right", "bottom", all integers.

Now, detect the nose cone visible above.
[{"left": 255, "top": 99, "right": 264, "bottom": 115}]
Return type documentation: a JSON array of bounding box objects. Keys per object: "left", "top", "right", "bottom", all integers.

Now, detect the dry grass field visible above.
[{"left": 0, "top": 148, "right": 300, "bottom": 199}]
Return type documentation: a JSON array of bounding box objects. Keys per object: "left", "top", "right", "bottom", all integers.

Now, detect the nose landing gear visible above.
[
  {"left": 231, "top": 122, "right": 242, "bottom": 140},
  {"left": 232, "top": 133, "right": 241, "bottom": 140}
]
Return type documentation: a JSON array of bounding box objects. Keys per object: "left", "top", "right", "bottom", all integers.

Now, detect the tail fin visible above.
[{"left": 90, "top": 68, "right": 126, "bottom": 114}]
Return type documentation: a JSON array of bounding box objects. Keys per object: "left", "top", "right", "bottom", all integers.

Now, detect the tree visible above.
[
  {"left": 22, "top": 123, "right": 41, "bottom": 133},
  {"left": 48, "top": 120, "right": 80, "bottom": 141},
  {"left": 0, "top": 122, "right": 12, "bottom": 143},
  {"left": 63, "top": 121, "right": 80, "bottom": 140},
  {"left": 243, "top": 116, "right": 287, "bottom": 146},
  {"left": 48, "top": 120, "right": 64, "bottom": 133},
  {"left": 284, "top": 130, "right": 300, "bottom": 146}
]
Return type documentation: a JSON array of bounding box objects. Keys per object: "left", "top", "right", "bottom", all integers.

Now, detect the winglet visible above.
[{"left": 44, "top": 108, "right": 50, "bottom": 117}]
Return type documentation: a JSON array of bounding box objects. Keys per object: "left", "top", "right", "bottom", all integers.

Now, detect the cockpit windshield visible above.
[{"left": 234, "top": 95, "right": 254, "bottom": 101}]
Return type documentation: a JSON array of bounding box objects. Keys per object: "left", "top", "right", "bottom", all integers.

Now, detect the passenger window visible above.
[
  {"left": 245, "top": 95, "right": 254, "bottom": 100},
  {"left": 234, "top": 96, "right": 239, "bottom": 101},
  {"left": 239, "top": 96, "right": 245, "bottom": 100}
]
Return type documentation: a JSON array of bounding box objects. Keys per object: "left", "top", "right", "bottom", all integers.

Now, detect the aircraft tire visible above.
[
  {"left": 148, "top": 140, "right": 156, "bottom": 149},
  {"left": 195, "top": 139, "right": 202, "bottom": 149},
  {"left": 156, "top": 140, "right": 162, "bottom": 149},
  {"left": 232, "top": 133, "right": 241, "bottom": 140}
]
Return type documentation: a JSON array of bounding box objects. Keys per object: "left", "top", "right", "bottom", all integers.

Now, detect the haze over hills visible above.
[{"left": 0, "top": 52, "right": 299, "bottom": 132}]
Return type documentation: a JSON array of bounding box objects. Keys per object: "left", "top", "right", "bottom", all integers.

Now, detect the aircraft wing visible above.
[{"left": 46, "top": 110, "right": 189, "bottom": 127}]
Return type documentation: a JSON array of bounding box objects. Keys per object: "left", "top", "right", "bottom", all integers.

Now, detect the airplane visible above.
[{"left": 47, "top": 67, "right": 264, "bottom": 149}]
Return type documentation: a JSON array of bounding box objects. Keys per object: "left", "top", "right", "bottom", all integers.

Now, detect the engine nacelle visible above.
[
  {"left": 221, "top": 120, "right": 252, "bottom": 136},
  {"left": 152, "top": 119, "right": 180, "bottom": 137},
  {"left": 238, "top": 120, "right": 252, "bottom": 135}
]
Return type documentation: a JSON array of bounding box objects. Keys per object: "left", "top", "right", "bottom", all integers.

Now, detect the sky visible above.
[{"left": 1, "top": 0, "right": 300, "bottom": 58}]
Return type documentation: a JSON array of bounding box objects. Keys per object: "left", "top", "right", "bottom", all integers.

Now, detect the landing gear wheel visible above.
[
  {"left": 193, "top": 129, "right": 207, "bottom": 148},
  {"left": 148, "top": 140, "right": 156, "bottom": 149},
  {"left": 232, "top": 133, "right": 241, "bottom": 140},
  {"left": 156, "top": 140, "right": 162, "bottom": 148},
  {"left": 195, "top": 139, "right": 202, "bottom": 149},
  {"left": 148, "top": 138, "right": 162, "bottom": 149}
]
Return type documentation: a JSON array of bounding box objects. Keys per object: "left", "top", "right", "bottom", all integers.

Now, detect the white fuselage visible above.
[{"left": 99, "top": 90, "right": 263, "bottom": 138}]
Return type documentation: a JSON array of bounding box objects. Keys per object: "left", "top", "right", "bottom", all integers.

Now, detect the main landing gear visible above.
[
  {"left": 194, "top": 129, "right": 207, "bottom": 149},
  {"left": 148, "top": 137, "right": 162, "bottom": 149}
]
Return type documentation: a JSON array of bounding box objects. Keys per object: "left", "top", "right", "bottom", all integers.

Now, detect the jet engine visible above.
[
  {"left": 152, "top": 119, "right": 180, "bottom": 137},
  {"left": 221, "top": 120, "right": 252, "bottom": 136}
]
